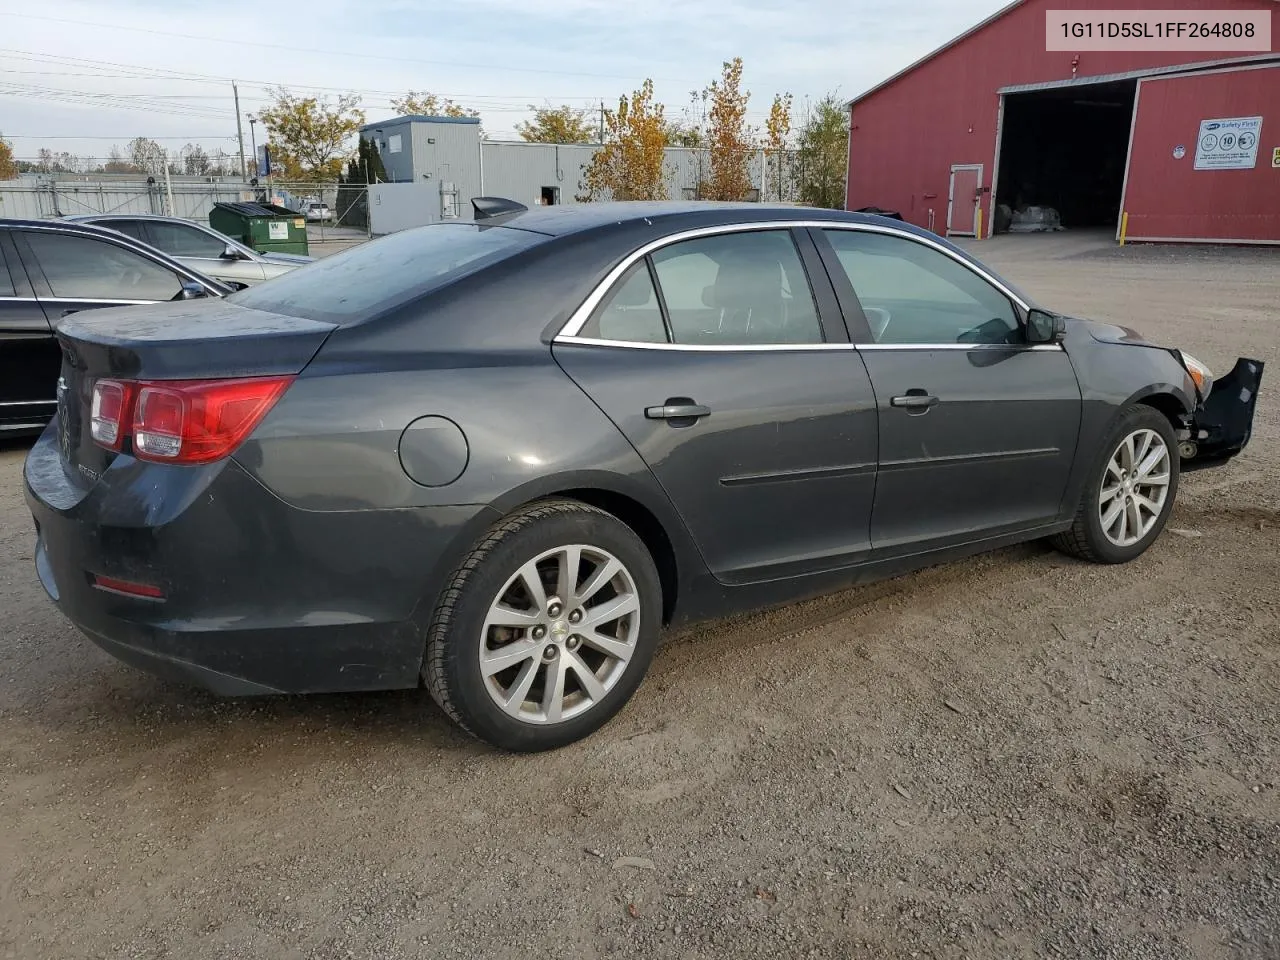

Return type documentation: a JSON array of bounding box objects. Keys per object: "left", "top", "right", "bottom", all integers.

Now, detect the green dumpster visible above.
[{"left": 209, "top": 201, "right": 309, "bottom": 256}]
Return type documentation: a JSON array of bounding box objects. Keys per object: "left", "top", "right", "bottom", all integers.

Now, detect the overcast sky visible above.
[{"left": 1, "top": 0, "right": 1009, "bottom": 164}]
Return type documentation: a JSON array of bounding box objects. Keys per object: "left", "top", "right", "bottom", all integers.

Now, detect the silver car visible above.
[{"left": 63, "top": 214, "right": 314, "bottom": 287}]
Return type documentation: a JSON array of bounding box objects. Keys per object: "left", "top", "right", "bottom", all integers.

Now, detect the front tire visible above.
[
  {"left": 1052, "top": 404, "right": 1180, "bottom": 564},
  {"left": 423, "top": 499, "right": 662, "bottom": 752}
]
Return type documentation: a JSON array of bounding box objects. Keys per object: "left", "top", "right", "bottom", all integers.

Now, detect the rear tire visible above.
[
  {"left": 423, "top": 499, "right": 662, "bottom": 752},
  {"left": 1052, "top": 404, "right": 1180, "bottom": 564}
]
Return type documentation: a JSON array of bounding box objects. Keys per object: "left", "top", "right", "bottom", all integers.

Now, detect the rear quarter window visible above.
[{"left": 227, "top": 222, "right": 546, "bottom": 325}]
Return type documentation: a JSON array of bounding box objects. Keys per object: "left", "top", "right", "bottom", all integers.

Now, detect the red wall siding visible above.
[
  {"left": 845, "top": 0, "right": 1280, "bottom": 235},
  {"left": 1124, "top": 64, "right": 1280, "bottom": 241}
]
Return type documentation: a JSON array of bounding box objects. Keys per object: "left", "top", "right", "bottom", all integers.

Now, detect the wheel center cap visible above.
[{"left": 550, "top": 620, "right": 569, "bottom": 641}]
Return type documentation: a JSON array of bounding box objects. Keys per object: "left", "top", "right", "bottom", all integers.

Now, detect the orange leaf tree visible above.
[
  {"left": 763, "top": 92, "right": 793, "bottom": 202},
  {"left": 577, "top": 79, "right": 670, "bottom": 201},
  {"left": 704, "top": 58, "right": 754, "bottom": 201},
  {"left": 0, "top": 133, "right": 18, "bottom": 180},
  {"left": 257, "top": 88, "right": 365, "bottom": 182}
]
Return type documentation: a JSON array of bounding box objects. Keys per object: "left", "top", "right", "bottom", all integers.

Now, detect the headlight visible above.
[{"left": 1181, "top": 352, "right": 1213, "bottom": 399}]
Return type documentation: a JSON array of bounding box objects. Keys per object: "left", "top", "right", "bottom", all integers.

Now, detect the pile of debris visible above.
[{"left": 999, "top": 203, "right": 1066, "bottom": 233}]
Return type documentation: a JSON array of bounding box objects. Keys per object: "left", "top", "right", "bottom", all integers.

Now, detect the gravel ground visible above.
[{"left": 1, "top": 230, "right": 1277, "bottom": 960}]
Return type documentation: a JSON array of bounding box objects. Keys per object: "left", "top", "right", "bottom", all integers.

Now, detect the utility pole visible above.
[
  {"left": 233, "top": 81, "right": 247, "bottom": 180},
  {"left": 598, "top": 100, "right": 604, "bottom": 144}
]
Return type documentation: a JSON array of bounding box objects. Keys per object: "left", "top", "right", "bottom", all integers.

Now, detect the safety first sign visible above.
[
  {"left": 1194, "top": 116, "right": 1263, "bottom": 170},
  {"left": 1273, "top": 146, "right": 1280, "bottom": 169}
]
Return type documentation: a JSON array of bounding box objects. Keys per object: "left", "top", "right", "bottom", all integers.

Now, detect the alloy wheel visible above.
[
  {"left": 478, "top": 545, "right": 641, "bottom": 724},
  {"left": 1098, "top": 428, "right": 1171, "bottom": 547}
]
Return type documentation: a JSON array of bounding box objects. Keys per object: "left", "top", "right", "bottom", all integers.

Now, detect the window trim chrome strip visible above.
[
  {"left": 0, "top": 399, "right": 57, "bottom": 407},
  {"left": 553, "top": 335, "right": 855, "bottom": 353},
  {"left": 554, "top": 219, "right": 1034, "bottom": 342},
  {"left": 36, "top": 297, "right": 155, "bottom": 305},
  {"left": 552, "top": 336, "right": 1064, "bottom": 354}
]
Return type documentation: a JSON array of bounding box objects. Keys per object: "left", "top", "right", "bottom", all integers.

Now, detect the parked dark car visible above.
[
  {"left": 24, "top": 200, "right": 1262, "bottom": 752},
  {"left": 0, "top": 218, "right": 231, "bottom": 434}
]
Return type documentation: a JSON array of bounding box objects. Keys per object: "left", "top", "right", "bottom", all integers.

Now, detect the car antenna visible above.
[{"left": 472, "top": 197, "right": 529, "bottom": 220}]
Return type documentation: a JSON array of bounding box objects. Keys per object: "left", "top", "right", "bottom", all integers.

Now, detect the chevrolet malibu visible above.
[{"left": 24, "top": 200, "right": 1263, "bottom": 752}]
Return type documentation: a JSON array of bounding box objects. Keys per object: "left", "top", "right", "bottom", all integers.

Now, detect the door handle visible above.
[
  {"left": 645, "top": 401, "right": 711, "bottom": 421},
  {"left": 890, "top": 392, "right": 939, "bottom": 410}
]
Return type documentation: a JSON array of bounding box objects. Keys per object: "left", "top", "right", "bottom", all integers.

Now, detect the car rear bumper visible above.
[
  {"left": 1183, "top": 357, "right": 1265, "bottom": 471},
  {"left": 24, "top": 426, "right": 495, "bottom": 695}
]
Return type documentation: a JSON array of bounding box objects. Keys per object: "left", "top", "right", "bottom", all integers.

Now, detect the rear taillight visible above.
[
  {"left": 90, "top": 375, "right": 294, "bottom": 465},
  {"left": 90, "top": 379, "right": 134, "bottom": 450}
]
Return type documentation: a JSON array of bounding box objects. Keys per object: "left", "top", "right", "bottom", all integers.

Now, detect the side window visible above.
[
  {"left": 651, "top": 230, "right": 823, "bottom": 345},
  {"left": 822, "top": 230, "right": 1019, "bottom": 345},
  {"left": 147, "top": 221, "right": 230, "bottom": 259},
  {"left": 23, "top": 232, "right": 184, "bottom": 302},
  {"left": 579, "top": 262, "right": 668, "bottom": 344},
  {"left": 95, "top": 220, "right": 148, "bottom": 243}
]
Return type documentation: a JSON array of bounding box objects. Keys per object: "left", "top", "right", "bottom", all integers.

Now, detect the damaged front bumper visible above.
[{"left": 1178, "top": 357, "right": 1265, "bottom": 472}]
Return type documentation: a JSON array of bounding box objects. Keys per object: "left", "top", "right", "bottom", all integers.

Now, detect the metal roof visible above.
[{"left": 360, "top": 114, "right": 482, "bottom": 132}]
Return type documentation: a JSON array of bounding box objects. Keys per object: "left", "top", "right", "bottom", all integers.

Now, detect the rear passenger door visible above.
[
  {"left": 553, "top": 226, "right": 880, "bottom": 586},
  {"left": 0, "top": 231, "right": 58, "bottom": 430}
]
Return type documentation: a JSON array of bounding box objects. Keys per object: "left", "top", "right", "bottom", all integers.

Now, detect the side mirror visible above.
[
  {"left": 222, "top": 244, "right": 244, "bottom": 260},
  {"left": 178, "top": 282, "right": 208, "bottom": 300},
  {"left": 1026, "top": 307, "right": 1066, "bottom": 344}
]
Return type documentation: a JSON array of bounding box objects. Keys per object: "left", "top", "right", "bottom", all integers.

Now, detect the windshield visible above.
[{"left": 226, "top": 222, "right": 547, "bottom": 325}]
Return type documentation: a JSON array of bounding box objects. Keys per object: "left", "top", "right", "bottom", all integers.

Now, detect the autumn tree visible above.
[
  {"left": 577, "top": 79, "right": 670, "bottom": 202},
  {"left": 763, "top": 92, "right": 793, "bottom": 202},
  {"left": 703, "top": 57, "right": 755, "bottom": 201},
  {"left": 181, "top": 143, "right": 211, "bottom": 176},
  {"left": 516, "top": 103, "right": 594, "bottom": 144},
  {"left": 126, "top": 137, "right": 166, "bottom": 177},
  {"left": 392, "top": 91, "right": 478, "bottom": 118},
  {"left": 257, "top": 88, "right": 364, "bottom": 181},
  {"left": 794, "top": 93, "right": 849, "bottom": 209},
  {"left": 0, "top": 134, "right": 18, "bottom": 180}
]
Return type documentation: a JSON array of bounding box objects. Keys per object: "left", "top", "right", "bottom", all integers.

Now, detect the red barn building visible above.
[{"left": 844, "top": 0, "right": 1280, "bottom": 244}]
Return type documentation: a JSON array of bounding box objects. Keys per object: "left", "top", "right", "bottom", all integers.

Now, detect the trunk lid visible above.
[{"left": 55, "top": 299, "right": 335, "bottom": 487}]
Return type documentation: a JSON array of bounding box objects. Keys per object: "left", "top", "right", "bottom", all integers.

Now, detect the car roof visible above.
[
  {"left": 482, "top": 201, "right": 989, "bottom": 259},
  {"left": 2, "top": 216, "right": 153, "bottom": 234},
  {"left": 481, "top": 201, "right": 908, "bottom": 238},
  {"left": 62, "top": 213, "right": 196, "bottom": 223}
]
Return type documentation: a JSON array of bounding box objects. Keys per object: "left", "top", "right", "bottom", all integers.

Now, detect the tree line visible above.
[
  {"left": 0, "top": 135, "right": 251, "bottom": 179},
  {"left": 1, "top": 59, "right": 850, "bottom": 208}
]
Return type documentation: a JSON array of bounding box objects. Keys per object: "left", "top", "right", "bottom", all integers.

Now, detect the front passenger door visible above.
[
  {"left": 814, "top": 227, "right": 1082, "bottom": 556},
  {"left": 144, "top": 220, "right": 267, "bottom": 285}
]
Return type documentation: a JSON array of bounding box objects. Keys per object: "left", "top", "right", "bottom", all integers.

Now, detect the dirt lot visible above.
[{"left": 1, "top": 231, "right": 1277, "bottom": 960}]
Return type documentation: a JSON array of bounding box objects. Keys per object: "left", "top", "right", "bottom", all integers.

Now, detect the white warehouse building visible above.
[{"left": 359, "top": 114, "right": 787, "bottom": 235}]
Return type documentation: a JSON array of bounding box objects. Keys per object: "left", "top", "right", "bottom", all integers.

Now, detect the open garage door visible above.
[{"left": 993, "top": 79, "right": 1137, "bottom": 236}]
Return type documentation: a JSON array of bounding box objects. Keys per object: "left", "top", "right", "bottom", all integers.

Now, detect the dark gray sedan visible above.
[{"left": 24, "top": 201, "right": 1263, "bottom": 751}]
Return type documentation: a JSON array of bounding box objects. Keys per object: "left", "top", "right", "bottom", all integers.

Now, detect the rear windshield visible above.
[{"left": 227, "top": 222, "right": 546, "bottom": 325}]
